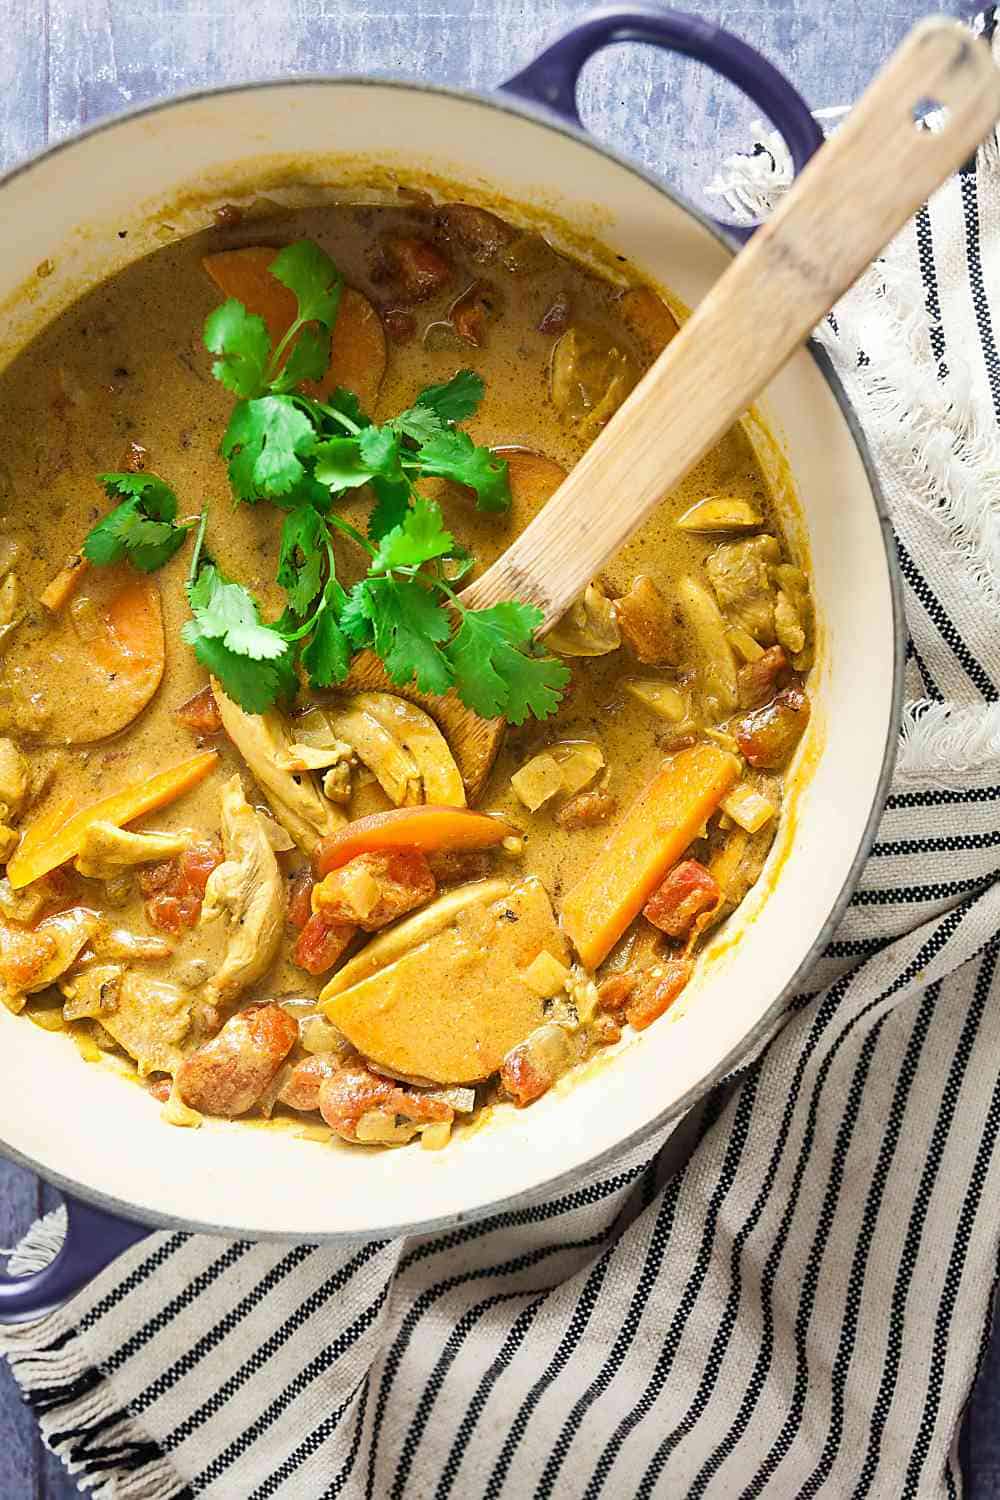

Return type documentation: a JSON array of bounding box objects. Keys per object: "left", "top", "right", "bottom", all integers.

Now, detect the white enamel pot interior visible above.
[{"left": 0, "top": 80, "right": 902, "bottom": 1239}]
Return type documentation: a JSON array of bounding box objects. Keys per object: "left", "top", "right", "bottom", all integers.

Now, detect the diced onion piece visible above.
[
  {"left": 545, "top": 582, "right": 620, "bottom": 657},
  {"left": 162, "top": 1081, "right": 203, "bottom": 1129},
  {"left": 676, "top": 496, "right": 763, "bottom": 532},
  {"left": 720, "top": 783, "right": 777, "bottom": 833},
  {"left": 420, "top": 1120, "right": 453, "bottom": 1151},
  {"left": 704, "top": 728, "right": 739, "bottom": 753},
  {"left": 550, "top": 740, "right": 605, "bottom": 796},
  {"left": 355, "top": 1109, "right": 415, "bottom": 1144},
  {"left": 623, "top": 679, "right": 686, "bottom": 721},
  {"left": 522, "top": 949, "right": 572, "bottom": 997},
  {"left": 425, "top": 1085, "right": 476, "bottom": 1113},
  {"left": 511, "top": 752, "right": 564, "bottom": 812},
  {"left": 726, "top": 627, "right": 765, "bottom": 664},
  {"left": 300, "top": 1015, "right": 350, "bottom": 1055}
]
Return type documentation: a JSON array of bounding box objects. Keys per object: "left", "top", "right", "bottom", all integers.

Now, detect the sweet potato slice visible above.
[
  {"left": 9, "top": 564, "right": 165, "bottom": 746},
  {"left": 203, "top": 247, "right": 387, "bottom": 409},
  {"left": 321, "top": 877, "right": 566, "bottom": 1084},
  {"left": 561, "top": 744, "right": 740, "bottom": 969}
]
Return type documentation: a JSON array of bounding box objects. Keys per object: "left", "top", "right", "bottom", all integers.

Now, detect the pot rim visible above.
[{"left": 0, "top": 73, "right": 906, "bottom": 1243}]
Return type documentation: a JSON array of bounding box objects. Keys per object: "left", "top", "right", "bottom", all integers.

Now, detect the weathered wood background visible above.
[{"left": 2, "top": 2, "right": 998, "bottom": 1497}]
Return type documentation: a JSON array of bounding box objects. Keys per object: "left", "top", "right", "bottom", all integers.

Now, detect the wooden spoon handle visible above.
[{"left": 460, "top": 18, "right": 1000, "bottom": 629}]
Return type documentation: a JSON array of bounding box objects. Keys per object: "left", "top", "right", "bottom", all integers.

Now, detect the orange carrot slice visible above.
[
  {"left": 39, "top": 554, "right": 89, "bottom": 613},
  {"left": 8, "top": 751, "right": 218, "bottom": 889},
  {"left": 313, "top": 805, "right": 516, "bottom": 877},
  {"left": 561, "top": 744, "right": 740, "bottom": 969},
  {"left": 203, "top": 248, "right": 387, "bottom": 409}
]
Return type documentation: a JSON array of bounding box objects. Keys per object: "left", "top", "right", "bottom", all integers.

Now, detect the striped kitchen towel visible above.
[{"left": 5, "top": 19, "right": 1000, "bottom": 1500}]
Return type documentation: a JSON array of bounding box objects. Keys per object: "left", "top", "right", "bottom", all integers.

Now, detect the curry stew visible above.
[{"left": 0, "top": 194, "right": 812, "bottom": 1149}]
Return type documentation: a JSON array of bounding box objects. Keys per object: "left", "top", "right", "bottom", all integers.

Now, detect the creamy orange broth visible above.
[{"left": 0, "top": 195, "right": 811, "bottom": 1138}]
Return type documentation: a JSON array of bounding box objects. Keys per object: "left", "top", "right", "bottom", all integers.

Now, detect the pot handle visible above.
[
  {"left": 499, "top": 3, "right": 824, "bottom": 239},
  {"left": 0, "top": 1194, "right": 150, "bottom": 1323}
]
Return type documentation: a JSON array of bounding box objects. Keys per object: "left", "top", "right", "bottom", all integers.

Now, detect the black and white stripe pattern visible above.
[{"left": 6, "top": 24, "right": 1000, "bottom": 1498}]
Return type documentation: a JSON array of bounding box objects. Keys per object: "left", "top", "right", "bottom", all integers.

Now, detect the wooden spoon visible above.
[{"left": 346, "top": 19, "right": 1000, "bottom": 801}]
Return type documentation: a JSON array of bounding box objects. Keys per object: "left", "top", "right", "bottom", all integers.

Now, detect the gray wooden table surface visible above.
[{"left": 2, "top": 2, "right": 997, "bottom": 1497}]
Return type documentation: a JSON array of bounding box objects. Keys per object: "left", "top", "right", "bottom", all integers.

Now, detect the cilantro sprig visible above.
[
  {"left": 83, "top": 473, "right": 193, "bottom": 573},
  {"left": 187, "top": 238, "right": 568, "bottom": 725}
]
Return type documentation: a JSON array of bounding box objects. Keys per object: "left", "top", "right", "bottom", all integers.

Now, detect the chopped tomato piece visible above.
[
  {"left": 382, "top": 307, "right": 416, "bottom": 344},
  {"left": 318, "top": 1062, "right": 452, "bottom": 1142},
  {"left": 287, "top": 870, "right": 315, "bottom": 931},
  {"left": 142, "top": 839, "right": 223, "bottom": 932},
  {"left": 626, "top": 959, "right": 693, "bottom": 1030},
  {"left": 145, "top": 892, "right": 200, "bottom": 935},
  {"left": 382, "top": 235, "right": 452, "bottom": 301},
  {"left": 177, "top": 840, "right": 223, "bottom": 897},
  {"left": 435, "top": 204, "right": 516, "bottom": 263},
  {"left": 312, "top": 850, "right": 436, "bottom": 931},
  {"left": 175, "top": 684, "right": 223, "bottom": 735},
  {"left": 555, "top": 788, "right": 617, "bottom": 831},
  {"left": 737, "top": 646, "right": 790, "bottom": 711},
  {"left": 735, "top": 686, "right": 811, "bottom": 769},
  {"left": 597, "top": 973, "right": 637, "bottom": 1015},
  {"left": 137, "top": 861, "right": 175, "bottom": 897},
  {"left": 643, "top": 860, "right": 720, "bottom": 940},
  {"left": 293, "top": 912, "right": 356, "bottom": 976}
]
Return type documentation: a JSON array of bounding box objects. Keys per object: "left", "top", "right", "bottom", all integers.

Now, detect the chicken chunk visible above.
[
  {"left": 75, "top": 822, "right": 191, "bottom": 880},
  {"left": 318, "top": 1061, "right": 453, "bottom": 1144},
  {"left": 212, "top": 683, "right": 346, "bottom": 854},
  {"left": 176, "top": 1004, "right": 298, "bottom": 1117},
  {"left": 0, "top": 738, "right": 28, "bottom": 814},
  {"left": 96, "top": 969, "right": 194, "bottom": 1075},
  {"left": 0, "top": 907, "right": 99, "bottom": 1014},
  {"left": 201, "top": 776, "right": 285, "bottom": 1007},
  {"left": 706, "top": 535, "right": 781, "bottom": 642}
]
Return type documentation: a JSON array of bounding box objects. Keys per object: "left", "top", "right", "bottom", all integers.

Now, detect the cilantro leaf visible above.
[
  {"left": 83, "top": 472, "right": 190, "bottom": 573},
  {"left": 340, "top": 580, "right": 377, "bottom": 650},
  {"left": 370, "top": 576, "right": 454, "bottom": 695},
  {"left": 367, "top": 475, "right": 411, "bottom": 541},
  {"left": 221, "top": 396, "right": 317, "bottom": 500},
  {"left": 184, "top": 632, "right": 297, "bottom": 715},
  {"left": 371, "top": 498, "right": 454, "bottom": 574},
  {"left": 185, "top": 563, "right": 289, "bottom": 661},
  {"left": 301, "top": 579, "right": 351, "bottom": 688},
  {"left": 268, "top": 241, "right": 343, "bottom": 330},
  {"left": 326, "top": 388, "right": 373, "bottom": 431},
  {"left": 391, "top": 404, "right": 444, "bottom": 445},
  {"left": 277, "top": 506, "right": 327, "bottom": 616},
  {"left": 414, "top": 370, "right": 485, "bottom": 424},
  {"left": 447, "top": 602, "right": 570, "bottom": 723},
  {"left": 97, "top": 473, "right": 178, "bottom": 518},
  {"left": 203, "top": 299, "right": 272, "bottom": 399},
  {"left": 415, "top": 429, "right": 510, "bottom": 512},
  {"left": 358, "top": 425, "right": 402, "bottom": 477},
  {"left": 270, "top": 326, "right": 330, "bottom": 394},
  {"left": 312, "top": 437, "right": 377, "bottom": 493}
]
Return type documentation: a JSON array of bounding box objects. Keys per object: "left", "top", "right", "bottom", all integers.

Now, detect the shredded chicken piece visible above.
[
  {"left": 705, "top": 535, "right": 781, "bottom": 642},
  {"left": 201, "top": 775, "right": 285, "bottom": 1007},
  {"left": 75, "top": 821, "right": 191, "bottom": 880},
  {"left": 212, "top": 683, "right": 346, "bottom": 853},
  {"left": 0, "top": 738, "right": 28, "bottom": 814},
  {"left": 100, "top": 969, "right": 194, "bottom": 1075}
]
